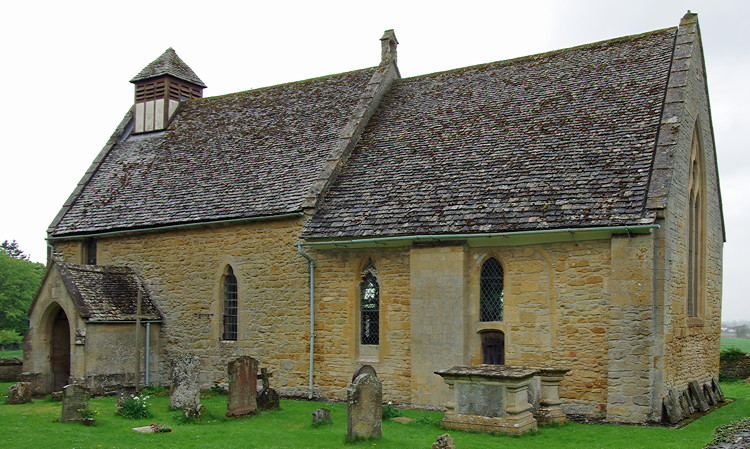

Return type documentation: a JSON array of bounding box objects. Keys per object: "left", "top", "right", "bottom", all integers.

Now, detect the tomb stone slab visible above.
[
  {"left": 435, "top": 365, "right": 538, "bottom": 435},
  {"left": 62, "top": 384, "right": 90, "bottom": 422},
  {"left": 347, "top": 373, "right": 382, "bottom": 441},
  {"left": 226, "top": 356, "right": 258, "bottom": 417}
]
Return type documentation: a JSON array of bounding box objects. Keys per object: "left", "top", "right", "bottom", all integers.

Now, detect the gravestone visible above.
[
  {"left": 6, "top": 382, "right": 31, "bottom": 404},
  {"left": 61, "top": 384, "right": 90, "bottom": 422},
  {"left": 432, "top": 433, "right": 456, "bottom": 449},
  {"left": 352, "top": 364, "right": 377, "bottom": 382},
  {"left": 170, "top": 354, "right": 201, "bottom": 410},
  {"left": 347, "top": 373, "right": 382, "bottom": 441},
  {"left": 662, "top": 389, "right": 683, "bottom": 424},
  {"left": 711, "top": 377, "right": 724, "bottom": 402},
  {"left": 688, "top": 380, "right": 710, "bottom": 412},
  {"left": 226, "top": 356, "right": 258, "bottom": 417},
  {"left": 257, "top": 367, "right": 280, "bottom": 411},
  {"left": 312, "top": 408, "right": 332, "bottom": 425}
]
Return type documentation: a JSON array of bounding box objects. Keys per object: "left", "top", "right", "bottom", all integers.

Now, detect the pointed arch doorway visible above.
[{"left": 51, "top": 308, "right": 71, "bottom": 391}]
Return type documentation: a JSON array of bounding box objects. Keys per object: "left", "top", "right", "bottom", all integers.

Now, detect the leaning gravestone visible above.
[
  {"left": 257, "top": 367, "right": 280, "bottom": 411},
  {"left": 170, "top": 353, "right": 201, "bottom": 410},
  {"left": 226, "top": 356, "right": 258, "bottom": 417},
  {"left": 6, "top": 382, "right": 32, "bottom": 404},
  {"left": 347, "top": 372, "right": 382, "bottom": 441},
  {"left": 61, "top": 384, "right": 90, "bottom": 422},
  {"left": 688, "top": 380, "right": 710, "bottom": 412}
]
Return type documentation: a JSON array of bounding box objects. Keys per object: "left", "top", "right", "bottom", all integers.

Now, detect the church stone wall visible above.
[
  {"left": 308, "top": 236, "right": 658, "bottom": 421},
  {"left": 53, "top": 217, "right": 312, "bottom": 396},
  {"left": 657, "top": 17, "right": 722, "bottom": 401}
]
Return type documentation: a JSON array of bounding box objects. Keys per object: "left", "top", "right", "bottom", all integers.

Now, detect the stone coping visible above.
[{"left": 435, "top": 365, "right": 539, "bottom": 379}]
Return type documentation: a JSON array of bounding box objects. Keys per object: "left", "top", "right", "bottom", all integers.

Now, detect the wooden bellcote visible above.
[{"left": 130, "top": 48, "right": 206, "bottom": 133}]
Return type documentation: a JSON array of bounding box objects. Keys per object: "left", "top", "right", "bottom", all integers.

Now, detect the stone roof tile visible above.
[
  {"left": 51, "top": 68, "right": 377, "bottom": 236},
  {"left": 58, "top": 262, "right": 161, "bottom": 321},
  {"left": 302, "top": 28, "right": 676, "bottom": 239}
]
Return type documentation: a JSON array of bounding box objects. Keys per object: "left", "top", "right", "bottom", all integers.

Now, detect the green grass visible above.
[
  {"left": 0, "top": 381, "right": 748, "bottom": 449},
  {"left": 0, "top": 349, "right": 22, "bottom": 359},
  {"left": 721, "top": 337, "right": 750, "bottom": 353}
]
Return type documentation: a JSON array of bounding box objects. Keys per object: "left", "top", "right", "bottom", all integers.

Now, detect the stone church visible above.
[{"left": 24, "top": 12, "right": 723, "bottom": 424}]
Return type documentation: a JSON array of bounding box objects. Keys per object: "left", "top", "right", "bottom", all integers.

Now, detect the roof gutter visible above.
[
  {"left": 85, "top": 320, "right": 162, "bottom": 324},
  {"left": 301, "top": 224, "right": 660, "bottom": 249},
  {"left": 47, "top": 212, "right": 305, "bottom": 242}
]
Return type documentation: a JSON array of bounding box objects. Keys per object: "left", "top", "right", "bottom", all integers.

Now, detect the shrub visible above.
[
  {"left": 720, "top": 347, "right": 746, "bottom": 362},
  {"left": 0, "top": 329, "right": 22, "bottom": 347},
  {"left": 382, "top": 403, "right": 403, "bottom": 419},
  {"left": 117, "top": 395, "right": 153, "bottom": 419}
]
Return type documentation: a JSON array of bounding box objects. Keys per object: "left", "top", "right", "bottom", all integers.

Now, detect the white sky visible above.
[{"left": 1, "top": 0, "right": 747, "bottom": 321}]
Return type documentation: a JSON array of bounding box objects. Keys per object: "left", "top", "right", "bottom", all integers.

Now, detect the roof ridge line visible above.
[{"left": 401, "top": 26, "right": 678, "bottom": 82}]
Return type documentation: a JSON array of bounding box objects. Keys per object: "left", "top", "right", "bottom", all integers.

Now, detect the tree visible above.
[
  {"left": 0, "top": 248, "right": 45, "bottom": 336},
  {"left": 1, "top": 240, "right": 29, "bottom": 261},
  {"left": 736, "top": 325, "right": 750, "bottom": 339}
]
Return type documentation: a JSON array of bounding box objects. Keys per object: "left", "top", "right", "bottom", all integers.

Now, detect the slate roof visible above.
[
  {"left": 57, "top": 262, "right": 161, "bottom": 321},
  {"left": 301, "top": 28, "right": 677, "bottom": 239},
  {"left": 51, "top": 68, "right": 377, "bottom": 236},
  {"left": 130, "top": 48, "right": 207, "bottom": 87}
]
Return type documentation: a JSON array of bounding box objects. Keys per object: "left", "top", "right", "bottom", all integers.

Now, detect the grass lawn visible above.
[
  {"left": 0, "top": 381, "right": 748, "bottom": 449},
  {"left": 0, "top": 349, "right": 22, "bottom": 359},
  {"left": 721, "top": 337, "right": 750, "bottom": 353}
]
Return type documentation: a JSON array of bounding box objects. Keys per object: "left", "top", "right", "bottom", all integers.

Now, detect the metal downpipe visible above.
[{"left": 295, "top": 243, "right": 316, "bottom": 400}]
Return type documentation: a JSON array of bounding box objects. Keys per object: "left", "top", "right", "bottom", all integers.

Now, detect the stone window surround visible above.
[
  {"left": 219, "top": 264, "right": 239, "bottom": 342},
  {"left": 686, "top": 125, "right": 706, "bottom": 323},
  {"left": 471, "top": 253, "right": 511, "bottom": 362},
  {"left": 356, "top": 257, "right": 380, "bottom": 363}
]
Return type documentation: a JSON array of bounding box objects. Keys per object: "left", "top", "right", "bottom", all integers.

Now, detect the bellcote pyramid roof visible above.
[{"left": 130, "top": 47, "right": 207, "bottom": 88}]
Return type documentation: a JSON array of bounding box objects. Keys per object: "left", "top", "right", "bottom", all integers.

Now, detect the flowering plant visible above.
[
  {"left": 77, "top": 403, "right": 99, "bottom": 419},
  {"left": 117, "top": 394, "right": 153, "bottom": 419}
]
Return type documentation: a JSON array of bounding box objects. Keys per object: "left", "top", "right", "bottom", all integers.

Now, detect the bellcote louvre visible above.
[{"left": 130, "top": 48, "right": 206, "bottom": 134}]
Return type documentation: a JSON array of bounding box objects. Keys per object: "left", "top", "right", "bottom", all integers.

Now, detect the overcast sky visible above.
[{"left": 1, "top": 1, "right": 747, "bottom": 321}]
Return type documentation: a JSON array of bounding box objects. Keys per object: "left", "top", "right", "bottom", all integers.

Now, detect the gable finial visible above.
[{"left": 380, "top": 29, "right": 398, "bottom": 66}]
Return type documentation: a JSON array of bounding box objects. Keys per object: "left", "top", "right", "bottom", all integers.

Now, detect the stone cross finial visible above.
[
  {"left": 380, "top": 29, "right": 398, "bottom": 65},
  {"left": 259, "top": 367, "right": 273, "bottom": 390}
]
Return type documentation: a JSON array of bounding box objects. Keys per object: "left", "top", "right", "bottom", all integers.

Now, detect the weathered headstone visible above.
[
  {"left": 703, "top": 383, "right": 717, "bottom": 406},
  {"left": 347, "top": 373, "right": 382, "bottom": 441},
  {"left": 711, "top": 377, "right": 724, "bottom": 402},
  {"left": 662, "top": 389, "right": 683, "bottom": 424},
  {"left": 226, "top": 356, "right": 258, "bottom": 417},
  {"left": 6, "top": 381, "right": 32, "bottom": 404},
  {"left": 688, "top": 380, "right": 710, "bottom": 412},
  {"left": 256, "top": 367, "right": 280, "bottom": 411},
  {"left": 352, "top": 364, "right": 377, "bottom": 383},
  {"left": 312, "top": 407, "right": 332, "bottom": 425},
  {"left": 432, "top": 433, "right": 456, "bottom": 449},
  {"left": 61, "top": 384, "right": 90, "bottom": 422},
  {"left": 170, "top": 354, "right": 201, "bottom": 410}
]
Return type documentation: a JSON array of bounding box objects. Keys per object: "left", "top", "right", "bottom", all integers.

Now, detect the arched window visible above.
[
  {"left": 480, "top": 257, "right": 504, "bottom": 322},
  {"left": 687, "top": 131, "right": 705, "bottom": 318},
  {"left": 360, "top": 260, "right": 379, "bottom": 345},
  {"left": 223, "top": 266, "right": 238, "bottom": 340}
]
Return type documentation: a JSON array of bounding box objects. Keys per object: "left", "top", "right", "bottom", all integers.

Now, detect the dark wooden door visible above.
[
  {"left": 482, "top": 331, "right": 505, "bottom": 365},
  {"left": 51, "top": 309, "right": 70, "bottom": 391}
]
